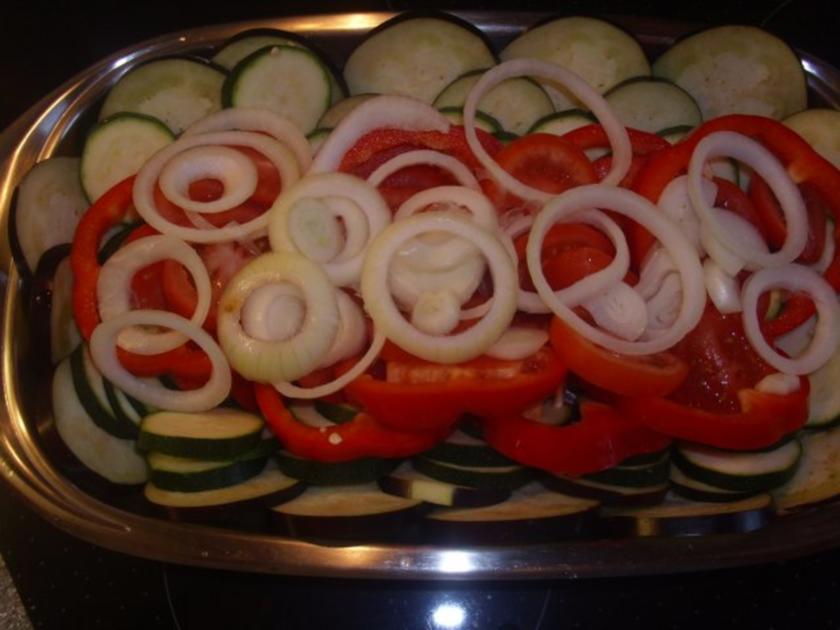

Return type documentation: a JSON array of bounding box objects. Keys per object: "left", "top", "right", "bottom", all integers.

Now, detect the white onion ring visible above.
[
  {"left": 367, "top": 149, "right": 480, "bottom": 190},
  {"left": 268, "top": 172, "right": 391, "bottom": 286},
  {"left": 636, "top": 247, "right": 677, "bottom": 301},
  {"left": 486, "top": 326, "right": 549, "bottom": 360},
  {"left": 318, "top": 290, "right": 368, "bottom": 368},
  {"left": 97, "top": 235, "right": 211, "bottom": 355},
  {"left": 583, "top": 282, "right": 648, "bottom": 341},
  {"left": 411, "top": 290, "right": 463, "bottom": 335},
  {"left": 700, "top": 208, "right": 769, "bottom": 276},
  {"left": 528, "top": 185, "right": 706, "bottom": 354},
  {"left": 158, "top": 145, "right": 258, "bottom": 214},
  {"left": 463, "top": 59, "right": 632, "bottom": 201},
  {"left": 89, "top": 310, "right": 231, "bottom": 412},
  {"left": 688, "top": 131, "right": 807, "bottom": 268},
  {"left": 274, "top": 330, "right": 386, "bottom": 400},
  {"left": 361, "top": 212, "right": 517, "bottom": 364},
  {"left": 183, "top": 107, "right": 312, "bottom": 173},
  {"left": 395, "top": 186, "right": 499, "bottom": 231},
  {"left": 703, "top": 259, "right": 742, "bottom": 314},
  {"left": 812, "top": 222, "right": 836, "bottom": 274},
  {"left": 216, "top": 252, "right": 340, "bottom": 382},
  {"left": 308, "top": 95, "right": 450, "bottom": 174},
  {"left": 134, "top": 131, "right": 300, "bottom": 243},
  {"left": 741, "top": 264, "right": 840, "bottom": 375},
  {"left": 241, "top": 282, "right": 304, "bottom": 342},
  {"left": 656, "top": 174, "right": 716, "bottom": 254},
  {"left": 644, "top": 273, "right": 682, "bottom": 333}
]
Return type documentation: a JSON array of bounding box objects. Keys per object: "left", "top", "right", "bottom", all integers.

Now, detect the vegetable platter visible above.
[{"left": 2, "top": 11, "right": 840, "bottom": 580}]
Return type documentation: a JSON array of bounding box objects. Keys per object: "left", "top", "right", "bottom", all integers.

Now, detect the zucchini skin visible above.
[
  {"left": 149, "top": 456, "right": 270, "bottom": 492},
  {"left": 70, "top": 346, "right": 139, "bottom": 440},
  {"left": 412, "top": 457, "right": 534, "bottom": 490},
  {"left": 274, "top": 451, "right": 401, "bottom": 485}
]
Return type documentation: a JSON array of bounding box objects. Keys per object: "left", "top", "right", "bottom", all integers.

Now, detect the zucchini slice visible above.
[
  {"left": 783, "top": 109, "right": 840, "bottom": 169},
  {"left": 652, "top": 25, "right": 806, "bottom": 120},
  {"left": 70, "top": 345, "right": 139, "bottom": 440},
  {"left": 212, "top": 29, "right": 346, "bottom": 105},
  {"left": 147, "top": 441, "right": 274, "bottom": 492},
  {"left": 271, "top": 483, "right": 424, "bottom": 541},
  {"left": 316, "top": 94, "right": 378, "bottom": 129},
  {"left": 605, "top": 491, "right": 772, "bottom": 537},
  {"left": 672, "top": 440, "right": 802, "bottom": 493},
  {"left": 420, "top": 430, "right": 514, "bottom": 468},
  {"left": 669, "top": 466, "right": 761, "bottom": 503},
  {"left": 438, "top": 107, "right": 502, "bottom": 135},
  {"left": 805, "top": 334, "right": 840, "bottom": 430},
  {"left": 12, "top": 157, "right": 87, "bottom": 275},
  {"left": 774, "top": 427, "right": 840, "bottom": 512},
  {"left": 528, "top": 109, "right": 596, "bottom": 136},
  {"left": 433, "top": 70, "right": 553, "bottom": 136},
  {"left": 343, "top": 15, "right": 495, "bottom": 103},
  {"left": 412, "top": 456, "right": 534, "bottom": 490},
  {"left": 425, "top": 483, "right": 598, "bottom": 544},
  {"left": 307, "top": 128, "right": 331, "bottom": 156},
  {"left": 29, "top": 245, "right": 80, "bottom": 365},
  {"left": 100, "top": 57, "right": 225, "bottom": 134},
  {"left": 583, "top": 454, "right": 671, "bottom": 488},
  {"left": 144, "top": 462, "right": 303, "bottom": 509},
  {"left": 500, "top": 16, "right": 650, "bottom": 109},
  {"left": 542, "top": 475, "right": 669, "bottom": 507},
  {"left": 379, "top": 463, "right": 510, "bottom": 507},
  {"left": 81, "top": 112, "right": 173, "bottom": 202},
  {"left": 223, "top": 45, "right": 331, "bottom": 134},
  {"left": 604, "top": 77, "right": 702, "bottom": 134},
  {"left": 52, "top": 358, "right": 148, "bottom": 485},
  {"left": 274, "top": 450, "right": 400, "bottom": 486},
  {"left": 137, "top": 409, "right": 264, "bottom": 460}
]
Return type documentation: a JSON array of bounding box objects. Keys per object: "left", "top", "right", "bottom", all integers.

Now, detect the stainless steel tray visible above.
[{"left": 2, "top": 12, "right": 840, "bottom": 580}]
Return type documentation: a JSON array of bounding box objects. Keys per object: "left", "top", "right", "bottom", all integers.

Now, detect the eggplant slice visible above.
[{"left": 774, "top": 426, "right": 840, "bottom": 513}]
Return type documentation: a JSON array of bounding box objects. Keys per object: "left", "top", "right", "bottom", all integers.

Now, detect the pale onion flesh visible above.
[
  {"left": 268, "top": 172, "right": 391, "bottom": 287},
  {"left": 308, "top": 95, "right": 450, "bottom": 174},
  {"left": 216, "top": 252, "right": 340, "bottom": 382},
  {"left": 703, "top": 259, "right": 742, "bottom": 314},
  {"left": 361, "top": 212, "right": 517, "bottom": 364},
  {"left": 688, "top": 131, "right": 807, "bottom": 269},
  {"left": 527, "top": 185, "right": 706, "bottom": 355},
  {"left": 583, "top": 282, "right": 648, "bottom": 342},
  {"left": 96, "top": 235, "right": 211, "bottom": 355},
  {"left": 133, "top": 131, "right": 300, "bottom": 243},
  {"left": 89, "top": 310, "right": 231, "bottom": 412},
  {"left": 463, "top": 59, "right": 631, "bottom": 202},
  {"left": 485, "top": 326, "right": 549, "bottom": 360},
  {"left": 741, "top": 264, "right": 840, "bottom": 375},
  {"left": 656, "top": 174, "right": 716, "bottom": 255}
]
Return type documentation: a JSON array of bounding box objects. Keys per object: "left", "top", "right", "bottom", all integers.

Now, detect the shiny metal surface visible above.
[{"left": 1, "top": 12, "right": 840, "bottom": 579}]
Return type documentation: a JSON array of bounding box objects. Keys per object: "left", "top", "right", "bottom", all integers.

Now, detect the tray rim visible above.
[{"left": 2, "top": 11, "right": 840, "bottom": 580}]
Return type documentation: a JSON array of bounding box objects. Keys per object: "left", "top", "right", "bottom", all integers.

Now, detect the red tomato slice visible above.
[
  {"left": 485, "top": 133, "right": 597, "bottom": 210},
  {"left": 549, "top": 317, "right": 688, "bottom": 397},
  {"left": 667, "top": 304, "right": 775, "bottom": 413}
]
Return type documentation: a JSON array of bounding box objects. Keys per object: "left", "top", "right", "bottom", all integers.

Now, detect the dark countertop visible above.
[{"left": 2, "top": 1, "right": 839, "bottom": 628}]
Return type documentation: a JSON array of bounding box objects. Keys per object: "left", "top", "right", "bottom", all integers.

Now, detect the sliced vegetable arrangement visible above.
[{"left": 14, "top": 12, "right": 840, "bottom": 543}]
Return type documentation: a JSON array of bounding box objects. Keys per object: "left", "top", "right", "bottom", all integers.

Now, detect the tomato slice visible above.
[
  {"left": 667, "top": 304, "right": 775, "bottom": 413},
  {"left": 485, "top": 133, "right": 597, "bottom": 210},
  {"left": 549, "top": 317, "right": 688, "bottom": 397}
]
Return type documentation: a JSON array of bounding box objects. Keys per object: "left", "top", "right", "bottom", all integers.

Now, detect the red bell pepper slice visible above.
[
  {"left": 254, "top": 383, "right": 442, "bottom": 462},
  {"left": 632, "top": 114, "right": 840, "bottom": 265},
  {"left": 481, "top": 401, "right": 672, "bottom": 476},
  {"left": 340, "top": 347, "right": 567, "bottom": 434},
  {"left": 617, "top": 378, "right": 809, "bottom": 451}
]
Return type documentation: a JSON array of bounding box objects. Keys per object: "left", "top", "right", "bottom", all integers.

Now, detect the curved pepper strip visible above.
[
  {"left": 69, "top": 176, "right": 212, "bottom": 380},
  {"left": 340, "top": 348, "right": 568, "bottom": 434},
  {"left": 616, "top": 376, "right": 809, "bottom": 451},
  {"left": 481, "top": 402, "right": 672, "bottom": 477},
  {"left": 254, "top": 383, "right": 443, "bottom": 463},
  {"left": 632, "top": 114, "right": 840, "bottom": 265}
]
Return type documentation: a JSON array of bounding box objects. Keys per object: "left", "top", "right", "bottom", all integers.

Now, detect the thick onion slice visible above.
[
  {"left": 463, "top": 59, "right": 632, "bottom": 200},
  {"left": 367, "top": 149, "right": 480, "bottom": 190},
  {"left": 741, "top": 264, "right": 840, "bottom": 375},
  {"left": 241, "top": 282, "right": 305, "bottom": 342},
  {"left": 275, "top": 330, "right": 386, "bottom": 400},
  {"left": 583, "top": 282, "right": 648, "bottom": 342},
  {"left": 395, "top": 186, "right": 498, "bottom": 231},
  {"left": 636, "top": 247, "right": 677, "bottom": 300},
  {"left": 308, "top": 95, "right": 450, "bottom": 174},
  {"left": 183, "top": 107, "right": 312, "bottom": 173},
  {"left": 700, "top": 208, "right": 768, "bottom": 276},
  {"left": 90, "top": 310, "right": 231, "bottom": 412},
  {"left": 134, "top": 131, "right": 300, "bottom": 243},
  {"left": 527, "top": 208, "right": 631, "bottom": 308},
  {"left": 217, "top": 252, "right": 340, "bottom": 382},
  {"left": 485, "top": 326, "right": 549, "bottom": 360},
  {"left": 528, "top": 185, "right": 706, "bottom": 355},
  {"left": 361, "top": 212, "right": 518, "bottom": 364},
  {"left": 97, "top": 235, "right": 211, "bottom": 355},
  {"left": 703, "top": 259, "right": 742, "bottom": 314},
  {"left": 688, "top": 131, "right": 807, "bottom": 269},
  {"left": 318, "top": 290, "right": 368, "bottom": 368},
  {"left": 644, "top": 273, "right": 682, "bottom": 333},
  {"left": 158, "top": 145, "right": 258, "bottom": 214},
  {"left": 656, "top": 174, "right": 716, "bottom": 254},
  {"left": 268, "top": 172, "right": 391, "bottom": 286}
]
